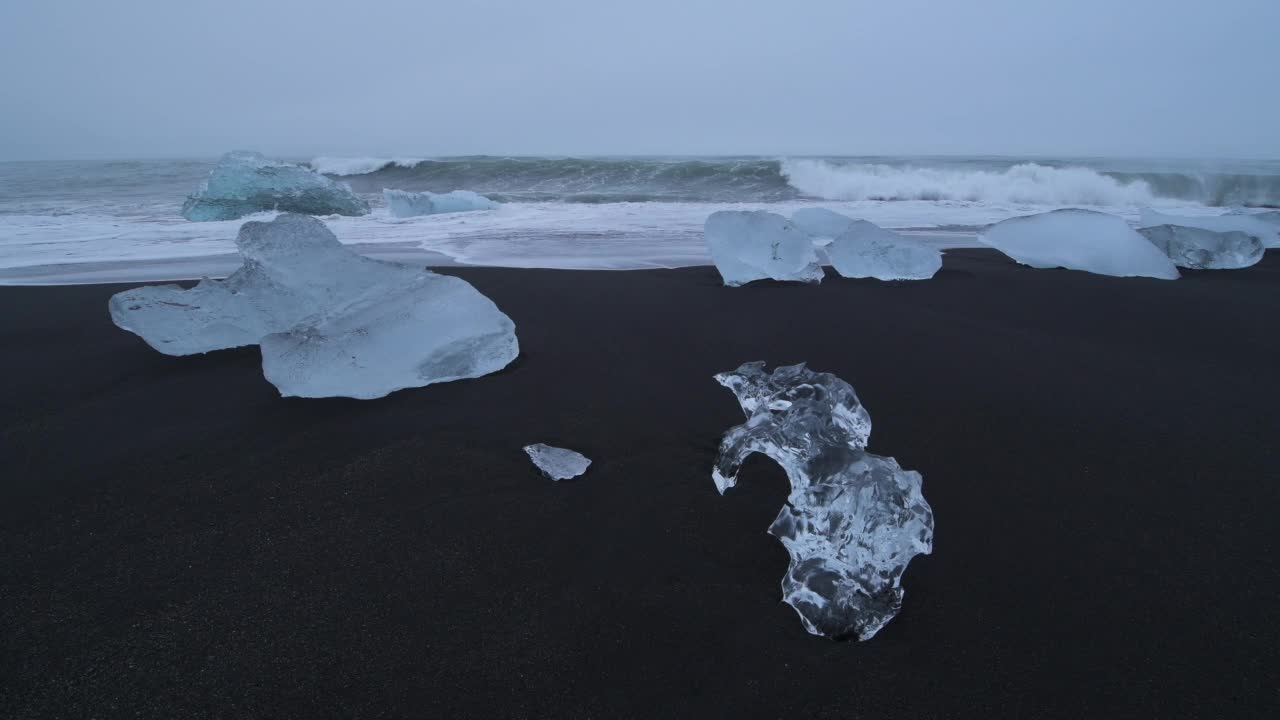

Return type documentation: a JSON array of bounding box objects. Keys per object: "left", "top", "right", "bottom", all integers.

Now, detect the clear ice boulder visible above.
[
  {"left": 1138, "top": 225, "right": 1263, "bottom": 270},
  {"left": 712, "top": 362, "right": 934, "bottom": 640},
  {"left": 980, "top": 209, "right": 1180, "bottom": 279},
  {"left": 704, "top": 210, "right": 824, "bottom": 286},
  {"left": 109, "top": 214, "right": 519, "bottom": 399},
  {"left": 524, "top": 444, "right": 592, "bottom": 480},
  {"left": 827, "top": 220, "right": 942, "bottom": 280}
]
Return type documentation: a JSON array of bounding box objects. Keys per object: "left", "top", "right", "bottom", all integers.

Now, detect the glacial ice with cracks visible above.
[
  {"left": 109, "top": 214, "right": 518, "bottom": 399},
  {"left": 182, "top": 151, "right": 370, "bottom": 222},
  {"left": 712, "top": 362, "right": 934, "bottom": 640},
  {"left": 980, "top": 209, "right": 1180, "bottom": 279},
  {"left": 383, "top": 189, "right": 499, "bottom": 218},
  {"left": 1141, "top": 208, "right": 1279, "bottom": 249},
  {"left": 827, "top": 220, "right": 942, "bottom": 280},
  {"left": 524, "top": 444, "right": 592, "bottom": 480},
  {"left": 704, "top": 210, "right": 824, "bottom": 286},
  {"left": 1138, "top": 225, "right": 1263, "bottom": 270}
]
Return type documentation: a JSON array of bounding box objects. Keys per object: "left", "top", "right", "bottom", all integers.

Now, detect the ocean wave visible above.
[
  {"left": 780, "top": 160, "right": 1163, "bottom": 206},
  {"left": 310, "top": 156, "right": 426, "bottom": 176},
  {"left": 303, "top": 155, "right": 1279, "bottom": 207}
]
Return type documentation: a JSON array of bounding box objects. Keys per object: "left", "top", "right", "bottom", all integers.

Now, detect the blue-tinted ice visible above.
[
  {"left": 712, "top": 362, "right": 934, "bottom": 640},
  {"left": 383, "top": 189, "right": 498, "bottom": 218},
  {"left": 182, "top": 151, "right": 369, "bottom": 221}
]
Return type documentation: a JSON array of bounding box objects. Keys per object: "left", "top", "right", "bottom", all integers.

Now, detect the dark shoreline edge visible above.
[{"left": 2, "top": 250, "right": 1277, "bottom": 718}]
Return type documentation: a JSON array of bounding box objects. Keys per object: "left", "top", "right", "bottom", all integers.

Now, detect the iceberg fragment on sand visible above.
[
  {"left": 790, "top": 207, "right": 857, "bottom": 245},
  {"left": 383, "top": 189, "right": 499, "bottom": 218},
  {"left": 1138, "top": 225, "right": 1263, "bottom": 270},
  {"left": 712, "top": 362, "right": 934, "bottom": 640},
  {"left": 524, "top": 444, "right": 592, "bottom": 480},
  {"left": 980, "top": 209, "right": 1180, "bottom": 279},
  {"left": 704, "top": 210, "right": 824, "bottom": 286},
  {"left": 109, "top": 214, "right": 518, "bottom": 399},
  {"left": 827, "top": 220, "right": 942, "bottom": 280},
  {"left": 182, "top": 151, "right": 369, "bottom": 221},
  {"left": 1141, "top": 208, "right": 1279, "bottom": 248}
]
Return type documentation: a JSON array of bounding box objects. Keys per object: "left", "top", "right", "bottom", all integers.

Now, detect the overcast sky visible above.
[{"left": 2, "top": 0, "right": 1277, "bottom": 160}]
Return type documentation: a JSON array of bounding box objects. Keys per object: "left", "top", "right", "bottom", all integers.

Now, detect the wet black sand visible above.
[{"left": 2, "top": 250, "right": 1277, "bottom": 718}]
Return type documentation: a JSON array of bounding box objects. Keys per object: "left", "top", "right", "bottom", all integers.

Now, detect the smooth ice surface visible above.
[
  {"left": 704, "top": 210, "right": 824, "bottom": 286},
  {"left": 712, "top": 362, "right": 933, "bottom": 640},
  {"left": 1140, "top": 208, "right": 1280, "bottom": 248},
  {"left": 790, "top": 207, "right": 856, "bottom": 245},
  {"left": 109, "top": 214, "right": 518, "bottom": 399},
  {"left": 383, "top": 189, "right": 499, "bottom": 218},
  {"left": 827, "top": 220, "right": 943, "bottom": 280},
  {"left": 182, "top": 151, "right": 369, "bottom": 221},
  {"left": 523, "top": 444, "right": 592, "bottom": 480},
  {"left": 980, "top": 209, "right": 1180, "bottom": 279},
  {"left": 1138, "top": 225, "right": 1263, "bottom": 270}
]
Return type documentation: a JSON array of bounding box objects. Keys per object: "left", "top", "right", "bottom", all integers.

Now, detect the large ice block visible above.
[
  {"left": 827, "top": 220, "right": 942, "bottom": 280},
  {"left": 980, "top": 209, "right": 1180, "bottom": 279},
  {"left": 110, "top": 214, "right": 518, "bottom": 399},
  {"left": 182, "top": 151, "right": 369, "bottom": 221},
  {"left": 704, "top": 210, "right": 824, "bottom": 286},
  {"left": 1138, "top": 225, "right": 1263, "bottom": 270}
]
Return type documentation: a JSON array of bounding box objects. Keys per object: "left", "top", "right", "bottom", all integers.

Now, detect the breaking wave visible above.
[{"left": 309, "top": 155, "right": 1280, "bottom": 207}]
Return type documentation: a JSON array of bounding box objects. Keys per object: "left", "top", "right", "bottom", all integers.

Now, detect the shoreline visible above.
[{"left": 2, "top": 249, "right": 1277, "bottom": 718}]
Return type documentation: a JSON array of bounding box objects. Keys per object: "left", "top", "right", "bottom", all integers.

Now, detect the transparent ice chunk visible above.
[
  {"left": 383, "top": 189, "right": 499, "bottom": 218},
  {"left": 182, "top": 151, "right": 369, "bottom": 221},
  {"left": 980, "top": 209, "right": 1180, "bottom": 279},
  {"left": 524, "top": 444, "right": 592, "bottom": 480},
  {"left": 704, "top": 210, "right": 824, "bottom": 286},
  {"left": 712, "top": 362, "right": 933, "bottom": 640}
]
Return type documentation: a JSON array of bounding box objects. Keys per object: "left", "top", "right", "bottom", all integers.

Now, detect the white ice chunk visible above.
[
  {"left": 712, "top": 362, "right": 933, "bottom": 641},
  {"left": 109, "top": 214, "right": 518, "bottom": 399},
  {"left": 182, "top": 151, "right": 369, "bottom": 221},
  {"left": 790, "top": 207, "right": 856, "bottom": 245},
  {"left": 827, "top": 220, "right": 942, "bottom": 280},
  {"left": 383, "top": 189, "right": 499, "bottom": 218},
  {"left": 704, "top": 210, "right": 824, "bottom": 286},
  {"left": 1138, "top": 225, "right": 1263, "bottom": 270},
  {"left": 980, "top": 209, "right": 1180, "bottom": 279},
  {"left": 523, "top": 443, "right": 592, "bottom": 480},
  {"left": 1141, "top": 208, "right": 1279, "bottom": 248}
]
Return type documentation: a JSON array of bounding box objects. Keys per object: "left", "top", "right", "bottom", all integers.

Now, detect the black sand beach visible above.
[{"left": 2, "top": 249, "right": 1277, "bottom": 719}]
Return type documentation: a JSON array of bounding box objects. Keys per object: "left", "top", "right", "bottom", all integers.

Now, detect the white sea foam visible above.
[
  {"left": 309, "top": 156, "right": 426, "bottom": 176},
  {"left": 782, "top": 160, "right": 1166, "bottom": 206}
]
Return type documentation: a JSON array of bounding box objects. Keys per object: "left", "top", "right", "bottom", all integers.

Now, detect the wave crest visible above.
[
  {"left": 310, "top": 156, "right": 426, "bottom": 176},
  {"left": 781, "top": 160, "right": 1159, "bottom": 206}
]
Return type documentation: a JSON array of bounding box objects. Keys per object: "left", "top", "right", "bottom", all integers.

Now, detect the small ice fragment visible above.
[
  {"left": 790, "top": 207, "right": 857, "bottom": 245},
  {"left": 980, "top": 209, "right": 1180, "bottom": 279},
  {"left": 704, "top": 210, "right": 824, "bottom": 286},
  {"left": 110, "top": 214, "right": 519, "bottom": 399},
  {"left": 383, "top": 189, "right": 499, "bottom": 218},
  {"left": 1138, "top": 225, "right": 1263, "bottom": 270},
  {"left": 827, "top": 220, "right": 942, "bottom": 280},
  {"left": 712, "top": 362, "right": 933, "bottom": 641},
  {"left": 182, "top": 151, "right": 369, "bottom": 221},
  {"left": 1141, "top": 208, "right": 1279, "bottom": 248},
  {"left": 524, "top": 444, "right": 591, "bottom": 480}
]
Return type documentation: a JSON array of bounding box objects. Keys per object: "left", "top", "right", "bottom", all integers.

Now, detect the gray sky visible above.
[{"left": 2, "top": 0, "right": 1277, "bottom": 160}]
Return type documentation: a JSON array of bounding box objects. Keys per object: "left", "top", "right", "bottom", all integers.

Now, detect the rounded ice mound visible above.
[
  {"left": 523, "top": 444, "right": 592, "bottom": 480},
  {"left": 827, "top": 220, "right": 942, "bottom": 281},
  {"left": 1141, "top": 208, "right": 1279, "bottom": 248},
  {"left": 383, "top": 189, "right": 499, "bottom": 218},
  {"left": 980, "top": 209, "right": 1180, "bottom": 280},
  {"left": 704, "top": 210, "right": 824, "bottom": 286},
  {"left": 1138, "top": 225, "right": 1263, "bottom": 270},
  {"left": 110, "top": 214, "right": 519, "bottom": 399},
  {"left": 790, "top": 207, "right": 857, "bottom": 245},
  {"left": 182, "top": 151, "right": 370, "bottom": 222}
]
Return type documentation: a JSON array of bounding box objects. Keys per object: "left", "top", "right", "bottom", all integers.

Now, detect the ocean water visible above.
[{"left": 1, "top": 155, "right": 1277, "bottom": 284}]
